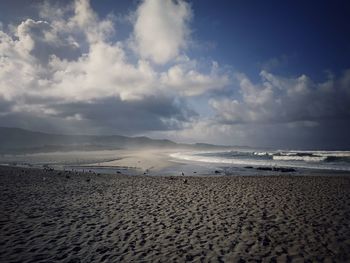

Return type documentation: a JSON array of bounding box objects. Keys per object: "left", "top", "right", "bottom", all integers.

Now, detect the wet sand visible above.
[{"left": 1, "top": 166, "right": 350, "bottom": 262}]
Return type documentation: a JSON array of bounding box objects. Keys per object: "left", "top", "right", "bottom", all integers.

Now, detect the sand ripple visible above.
[{"left": 1, "top": 166, "right": 350, "bottom": 262}]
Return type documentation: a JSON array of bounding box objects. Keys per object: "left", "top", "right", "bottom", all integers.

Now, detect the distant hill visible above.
[{"left": 0, "top": 127, "right": 233, "bottom": 153}]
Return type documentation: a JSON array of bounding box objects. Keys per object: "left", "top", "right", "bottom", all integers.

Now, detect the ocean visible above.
[{"left": 170, "top": 149, "right": 350, "bottom": 172}]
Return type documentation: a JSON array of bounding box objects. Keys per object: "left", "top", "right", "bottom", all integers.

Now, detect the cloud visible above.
[
  {"left": 16, "top": 19, "right": 81, "bottom": 64},
  {"left": 161, "top": 60, "right": 230, "bottom": 96},
  {"left": 51, "top": 96, "right": 196, "bottom": 133},
  {"left": 131, "top": 0, "right": 192, "bottom": 64},
  {"left": 155, "top": 116, "right": 350, "bottom": 150},
  {"left": 210, "top": 70, "right": 350, "bottom": 125},
  {"left": 151, "top": 118, "right": 247, "bottom": 145},
  {"left": 0, "top": 0, "right": 228, "bottom": 135},
  {"left": 0, "top": 96, "right": 194, "bottom": 135},
  {"left": 47, "top": 42, "right": 161, "bottom": 101},
  {"left": 2, "top": 0, "right": 348, "bottom": 148},
  {"left": 72, "top": 0, "right": 115, "bottom": 44}
]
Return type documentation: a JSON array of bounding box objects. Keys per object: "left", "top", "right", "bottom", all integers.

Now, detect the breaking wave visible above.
[{"left": 170, "top": 150, "right": 350, "bottom": 171}]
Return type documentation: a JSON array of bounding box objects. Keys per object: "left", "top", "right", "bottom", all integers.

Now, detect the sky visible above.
[{"left": 0, "top": 0, "right": 350, "bottom": 149}]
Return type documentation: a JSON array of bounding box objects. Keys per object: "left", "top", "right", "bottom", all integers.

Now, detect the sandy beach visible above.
[
  {"left": 1, "top": 166, "right": 350, "bottom": 262},
  {"left": 89, "top": 149, "right": 181, "bottom": 172}
]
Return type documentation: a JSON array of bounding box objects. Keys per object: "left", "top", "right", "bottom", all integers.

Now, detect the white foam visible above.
[
  {"left": 273, "top": 155, "right": 327, "bottom": 162},
  {"left": 170, "top": 152, "right": 268, "bottom": 166},
  {"left": 253, "top": 152, "right": 270, "bottom": 156},
  {"left": 277, "top": 150, "right": 350, "bottom": 157},
  {"left": 316, "top": 151, "right": 350, "bottom": 157},
  {"left": 169, "top": 151, "right": 350, "bottom": 172}
]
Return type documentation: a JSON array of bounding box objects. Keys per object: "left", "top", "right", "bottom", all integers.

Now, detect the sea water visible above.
[{"left": 170, "top": 149, "right": 350, "bottom": 172}]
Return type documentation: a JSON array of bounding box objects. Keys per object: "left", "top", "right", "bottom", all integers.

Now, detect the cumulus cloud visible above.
[
  {"left": 131, "top": 0, "right": 192, "bottom": 64},
  {"left": 161, "top": 61, "right": 230, "bottom": 96},
  {"left": 210, "top": 70, "right": 350, "bottom": 125},
  {"left": 15, "top": 19, "right": 81, "bottom": 64},
  {"left": 2, "top": 0, "right": 348, "bottom": 148},
  {"left": 46, "top": 43, "right": 161, "bottom": 101},
  {"left": 0, "top": 0, "right": 229, "bottom": 135}
]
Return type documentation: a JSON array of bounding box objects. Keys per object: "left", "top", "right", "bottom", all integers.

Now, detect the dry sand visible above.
[{"left": 1, "top": 166, "right": 350, "bottom": 262}]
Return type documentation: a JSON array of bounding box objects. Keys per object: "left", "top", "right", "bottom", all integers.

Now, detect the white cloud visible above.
[
  {"left": 3, "top": 0, "right": 348, "bottom": 147},
  {"left": 0, "top": 0, "right": 230, "bottom": 134},
  {"left": 15, "top": 19, "right": 81, "bottom": 64},
  {"left": 72, "top": 0, "right": 114, "bottom": 44},
  {"left": 131, "top": 0, "right": 192, "bottom": 64},
  {"left": 47, "top": 42, "right": 160, "bottom": 101},
  {"left": 161, "top": 61, "right": 230, "bottom": 96},
  {"left": 211, "top": 70, "right": 350, "bottom": 125}
]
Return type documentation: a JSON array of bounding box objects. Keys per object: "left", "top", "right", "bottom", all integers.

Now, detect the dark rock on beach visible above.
[
  {"left": 256, "top": 167, "right": 273, "bottom": 171},
  {"left": 273, "top": 167, "right": 296, "bottom": 173}
]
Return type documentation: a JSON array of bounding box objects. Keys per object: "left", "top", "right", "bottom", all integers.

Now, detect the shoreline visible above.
[{"left": 1, "top": 148, "right": 350, "bottom": 177}]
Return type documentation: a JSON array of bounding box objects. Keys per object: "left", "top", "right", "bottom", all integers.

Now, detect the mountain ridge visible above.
[{"left": 0, "top": 127, "right": 236, "bottom": 153}]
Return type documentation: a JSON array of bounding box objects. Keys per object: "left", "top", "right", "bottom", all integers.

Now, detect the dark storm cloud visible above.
[
  {"left": 0, "top": 96, "right": 197, "bottom": 135},
  {"left": 0, "top": 112, "right": 77, "bottom": 135},
  {"left": 0, "top": 96, "right": 13, "bottom": 113},
  {"left": 52, "top": 96, "right": 197, "bottom": 133},
  {"left": 238, "top": 120, "right": 350, "bottom": 150}
]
